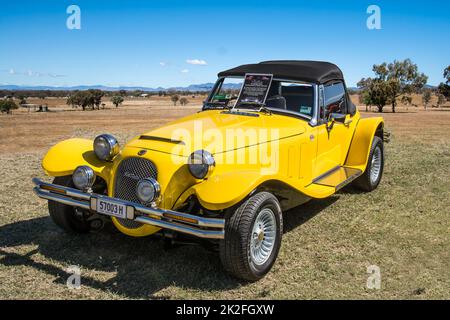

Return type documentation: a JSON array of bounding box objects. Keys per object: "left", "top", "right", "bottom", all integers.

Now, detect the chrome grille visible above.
[{"left": 114, "top": 157, "right": 157, "bottom": 229}]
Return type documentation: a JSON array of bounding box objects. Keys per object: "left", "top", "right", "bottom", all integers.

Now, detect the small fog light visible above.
[
  {"left": 72, "top": 166, "right": 96, "bottom": 190},
  {"left": 136, "top": 178, "right": 160, "bottom": 204}
]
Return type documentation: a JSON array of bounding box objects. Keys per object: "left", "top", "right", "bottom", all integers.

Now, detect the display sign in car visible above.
[{"left": 235, "top": 73, "right": 273, "bottom": 108}]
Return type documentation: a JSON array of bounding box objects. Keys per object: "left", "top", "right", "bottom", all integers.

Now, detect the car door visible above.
[{"left": 313, "top": 81, "right": 356, "bottom": 178}]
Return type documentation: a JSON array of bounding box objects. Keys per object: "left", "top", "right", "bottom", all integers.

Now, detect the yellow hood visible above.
[{"left": 125, "top": 110, "right": 307, "bottom": 156}]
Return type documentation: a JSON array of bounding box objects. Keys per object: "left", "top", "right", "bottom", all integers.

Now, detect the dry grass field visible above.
[{"left": 0, "top": 96, "right": 449, "bottom": 299}]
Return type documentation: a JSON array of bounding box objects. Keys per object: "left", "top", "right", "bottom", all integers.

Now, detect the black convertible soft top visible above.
[{"left": 218, "top": 60, "right": 344, "bottom": 84}]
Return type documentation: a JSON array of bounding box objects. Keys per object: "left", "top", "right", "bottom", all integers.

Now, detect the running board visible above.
[{"left": 312, "top": 166, "right": 362, "bottom": 191}]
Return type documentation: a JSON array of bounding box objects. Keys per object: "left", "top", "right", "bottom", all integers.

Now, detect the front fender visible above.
[
  {"left": 175, "top": 170, "right": 264, "bottom": 211},
  {"left": 42, "top": 138, "right": 111, "bottom": 180},
  {"left": 345, "top": 117, "right": 384, "bottom": 171}
]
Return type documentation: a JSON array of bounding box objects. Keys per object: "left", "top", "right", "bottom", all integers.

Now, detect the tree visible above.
[
  {"left": 18, "top": 96, "right": 27, "bottom": 105},
  {"left": 444, "top": 66, "right": 450, "bottom": 84},
  {"left": 401, "top": 95, "right": 412, "bottom": 110},
  {"left": 438, "top": 83, "right": 450, "bottom": 100},
  {"left": 119, "top": 90, "right": 127, "bottom": 97},
  {"left": 111, "top": 95, "right": 124, "bottom": 108},
  {"left": 179, "top": 97, "right": 189, "bottom": 106},
  {"left": 170, "top": 94, "right": 180, "bottom": 106},
  {"left": 438, "top": 66, "right": 450, "bottom": 100},
  {"left": 369, "top": 59, "right": 428, "bottom": 113},
  {"left": 436, "top": 93, "right": 446, "bottom": 108},
  {"left": 66, "top": 91, "right": 96, "bottom": 111},
  {"left": 358, "top": 89, "right": 370, "bottom": 112},
  {"left": 80, "top": 91, "right": 95, "bottom": 110},
  {"left": 0, "top": 99, "right": 19, "bottom": 114},
  {"left": 357, "top": 77, "right": 390, "bottom": 113},
  {"left": 67, "top": 94, "right": 78, "bottom": 108},
  {"left": 422, "top": 90, "right": 431, "bottom": 110},
  {"left": 88, "top": 89, "right": 104, "bottom": 110}
]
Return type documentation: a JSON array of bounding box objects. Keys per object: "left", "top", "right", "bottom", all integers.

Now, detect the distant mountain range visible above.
[
  {"left": 0, "top": 83, "right": 243, "bottom": 92},
  {"left": 0, "top": 83, "right": 436, "bottom": 92}
]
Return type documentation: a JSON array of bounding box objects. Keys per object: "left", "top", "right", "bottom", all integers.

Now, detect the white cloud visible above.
[
  {"left": 159, "top": 61, "right": 166, "bottom": 67},
  {"left": 186, "top": 59, "right": 207, "bottom": 65},
  {"left": 4, "top": 68, "right": 65, "bottom": 77},
  {"left": 180, "top": 69, "right": 189, "bottom": 73}
]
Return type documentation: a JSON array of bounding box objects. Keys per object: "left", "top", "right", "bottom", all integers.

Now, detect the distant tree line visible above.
[
  {"left": 0, "top": 89, "right": 209, "bottom": 99},
  {"left": 0, "top": 88, "right": 203, "bottom": 113}
]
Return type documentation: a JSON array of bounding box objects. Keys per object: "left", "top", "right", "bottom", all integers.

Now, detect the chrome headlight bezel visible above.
[
  {"left": 188, "top": 150, "right": 215, "bottom": 179},
  {"left": 72, "top": 165, "right": 96, "bottom": 190},
  {"left": 93, "top": 134, "right": 120, "bottom": 161},
  {"left": 136, "top": 178, "right": 161, "bottom": 204}
]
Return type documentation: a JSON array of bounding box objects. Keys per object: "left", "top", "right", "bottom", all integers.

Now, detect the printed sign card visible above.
[{"left": 235, "top": 73, "right": 273, "bottom": 108}]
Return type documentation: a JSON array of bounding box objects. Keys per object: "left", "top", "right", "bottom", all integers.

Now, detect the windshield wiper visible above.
[
  {"left": 235, "top": 102, "right": 272, "bottom": 115},
  {"left": 203, "top": 102, "right": 231, "bottom": 110}
]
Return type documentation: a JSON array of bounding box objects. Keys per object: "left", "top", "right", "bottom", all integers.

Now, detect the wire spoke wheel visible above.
[
  {"left": 370, "top": 146, "right": 382, "bottom": 185},
  {"left": 220, "top": 191, "right": 282, "bottom": 281},
  {"left": 250, "top": 208, "right": 277, "bottom": 266}
]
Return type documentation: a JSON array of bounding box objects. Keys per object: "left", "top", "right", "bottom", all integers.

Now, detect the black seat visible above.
[
  {"left": 281, "top": 85, "right": 314, "bottom": 115},
  {"left": 266, "top": 95, "right": 286, "bottom": 109},
  {"left": 265, "top": 81, "right": 286, "bottom": 110}
]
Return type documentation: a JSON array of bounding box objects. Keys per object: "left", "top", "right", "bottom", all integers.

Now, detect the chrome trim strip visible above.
[
  {"left": 32, "top": 178, "right": 225, "bottom": 239},
  {"left": 135, "top": 216, "right": 224, "bottom": 239},
  {"left": 310, "top": 84, "right": 319, "bottom": 126},
  {"left": 33, "top": 187, "right": 91, "bottom": 210},
  {"left": 32, "top": 178, "right": 91, "bottom": 200}
]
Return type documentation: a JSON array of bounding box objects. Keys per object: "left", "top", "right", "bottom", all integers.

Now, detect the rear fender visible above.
[{"left": 345, "top": 117, "right": 384, "bottom": 171}]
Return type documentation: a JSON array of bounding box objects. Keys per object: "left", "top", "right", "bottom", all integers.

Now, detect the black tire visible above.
[
  {"left": 48, "top": 176, "right": 91, "bottom": 233},
  {"left": 352, "top": 136, "right": 384, "bottom": 192},
  {"left": 219, "top": 192, "right": 283, "bottom": 281}
]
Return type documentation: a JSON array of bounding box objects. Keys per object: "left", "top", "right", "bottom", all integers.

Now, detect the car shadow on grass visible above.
[
  {"left": 283, "top": 196, "right": 339, "bottom": 233},
  {"left": 0, "top": 197, "right": 337, "bottom": 298}
]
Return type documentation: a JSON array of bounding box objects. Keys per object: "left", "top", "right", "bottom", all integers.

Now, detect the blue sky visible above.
[{"left": 0, "top": 0, "right": 448, "bottom": 87}]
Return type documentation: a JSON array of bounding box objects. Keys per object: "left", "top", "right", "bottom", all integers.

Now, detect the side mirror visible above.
[
  {"left": 326, "top": 113, "right": 346, "bottom": 133},
  {"left": 330, "top": 113, "right": 346, "bottom": 124}
]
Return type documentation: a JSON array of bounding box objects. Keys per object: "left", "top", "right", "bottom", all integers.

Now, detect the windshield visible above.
[
  {"left": 205, "top": 76, "right": 315, "bottom": 119},
  {"left": 205, "top": 77, "right": 242, "bottom": 109}
]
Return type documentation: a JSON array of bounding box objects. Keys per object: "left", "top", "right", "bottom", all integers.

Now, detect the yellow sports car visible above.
[{"left": 32, "top": 61, "right": 387, "bottom": 281}]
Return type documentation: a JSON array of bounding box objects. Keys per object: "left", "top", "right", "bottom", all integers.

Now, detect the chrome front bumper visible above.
[{"left": 32, "top": 178, "right": 225, "bottom": 239}]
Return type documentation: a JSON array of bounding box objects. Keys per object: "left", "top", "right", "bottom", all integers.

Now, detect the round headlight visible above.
[
  {"left": 72, "top": 166, "right": 96, "bottom": 190},
  {"left": 93, "top": 134, "right": 119, "bottom": 161},
  {"left": 188, "top": 150, "right": 215, "bottom": 179},
  {"left": 136, "top": 178, "right": 161, "bottom": 204}
]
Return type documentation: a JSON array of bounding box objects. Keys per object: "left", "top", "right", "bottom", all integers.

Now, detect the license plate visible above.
[{"left": 96, "top": 198, "right": 127, "bottom": 219}]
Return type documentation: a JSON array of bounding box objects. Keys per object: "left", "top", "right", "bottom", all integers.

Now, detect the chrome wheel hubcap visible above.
[
  {"left": 370, "top": 146, "right": 382, "bottom": 184},
  {"left": 250, "top": 208, "right": 276, "bottom": 265}
]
